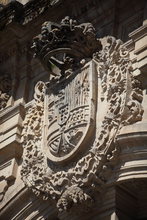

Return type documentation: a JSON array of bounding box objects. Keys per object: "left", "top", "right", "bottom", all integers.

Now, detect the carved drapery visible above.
[{"left": 21, "top": 17, "right": 143, "bottom": 213}]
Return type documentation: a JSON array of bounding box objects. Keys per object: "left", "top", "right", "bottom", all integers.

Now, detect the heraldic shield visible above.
[
  {"left": 21, "top": 17, "right": 143, "bottom": 213},
  {"left": 43, "top": 62, "right": 97, "bottom": 162}
]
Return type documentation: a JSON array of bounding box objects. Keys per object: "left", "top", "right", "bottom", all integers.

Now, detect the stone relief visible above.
[
  {"left": 21, "top": 17, "right": 143, "bottom": 213},
  {"left": 45, "top": 64, "right": 95, "bottom": 162},
  {"left": 0, "top": 74, "right": 12, "bottom": 111},
  {"left": 32, "top": 16, "right": 101, "bottom": 78}
]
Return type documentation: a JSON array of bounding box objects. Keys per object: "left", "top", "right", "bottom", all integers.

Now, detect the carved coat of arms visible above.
[
  {"left": 44, "top": 62, "right": 96, "bottom": 163},
  {"left": 21, "top": 17, "right": 143, "bottom": 213}
]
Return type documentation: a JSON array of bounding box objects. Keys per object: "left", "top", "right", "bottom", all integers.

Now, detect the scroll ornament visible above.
[{"left": 21, "top": 17, "right": 143, "bottom": 212}]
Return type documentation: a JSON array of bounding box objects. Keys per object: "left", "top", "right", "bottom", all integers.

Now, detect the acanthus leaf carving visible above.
[{"left": 21, "top": 18, "right": 143, "bottom": 213}]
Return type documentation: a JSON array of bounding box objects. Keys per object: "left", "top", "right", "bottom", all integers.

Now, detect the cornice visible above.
[
  {"left": 129, "top": 24, "right": 147, "bottom": 42},
  {"left": 0, "top": 103, "right": 25, "bottom": 124},
  {"left": 0, "top": 0, "right": 62, "bottom": 31}
]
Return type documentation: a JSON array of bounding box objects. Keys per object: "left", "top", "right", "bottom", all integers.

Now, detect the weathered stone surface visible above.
[
  {"left": 21, "top": 18, "right": 143, "bottom": 214},
  {"left": 0, "top": 74, "right": 12, "bottom": 110},
  {"left": 0, "top": 1, "right": 147, "bottom": 219}
]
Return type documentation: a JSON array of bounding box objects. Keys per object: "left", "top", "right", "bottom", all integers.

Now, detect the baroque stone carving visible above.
[
  {"left": 21, "top": 18, "right": 143, "bottom": 213},
  {"left": 0, "top": 74, "right": 11, "bottom": 110},
  {"left": 32, "top": 16, "right": 101, "bottom": 77}
]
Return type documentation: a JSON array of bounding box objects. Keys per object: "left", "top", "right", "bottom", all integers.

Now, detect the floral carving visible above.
[
  {"left": 21, "top": 19, "right": 143, "bottom": 213},
  {"left": 57, "top": 186, "right": 93, "bottom": 212}
]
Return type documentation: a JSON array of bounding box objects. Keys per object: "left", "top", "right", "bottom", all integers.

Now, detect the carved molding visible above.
[
  {"left": 0, "top": 0, "right": 62, "bottom": 31},
  {"left": 0, "top": 158, "right": 18, "bottom": 202},
  {"left": 21, "top": 18, "right": 143, "bottom": 213}
]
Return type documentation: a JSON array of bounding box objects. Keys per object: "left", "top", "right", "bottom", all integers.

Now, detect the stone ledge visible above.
[
  {"left": 0, "top": 103, "right": 25, "bottom": 161},
  {"left": 112, "top": 123, "right": 147, "bottom": 183}
]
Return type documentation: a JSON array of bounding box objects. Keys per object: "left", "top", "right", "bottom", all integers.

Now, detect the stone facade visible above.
[{"left": 0, "top": 0, "right": 147, "bottom": 219}]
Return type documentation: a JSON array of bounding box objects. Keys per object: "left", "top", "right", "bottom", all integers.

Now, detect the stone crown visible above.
[{"left": 32, "top": 16, "right": 101, "bottom": 66}]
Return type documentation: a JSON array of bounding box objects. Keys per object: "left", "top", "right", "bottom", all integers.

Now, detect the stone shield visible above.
[
  {"left": 43, "top": 62, "right": 97, "bottom": 163},
  {"left": 21, "top": 33, "right": 143, "bottom": 212}
]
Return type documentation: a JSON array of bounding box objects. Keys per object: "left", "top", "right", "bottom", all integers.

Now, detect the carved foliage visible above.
[
  {"left": 21, "top": 82, "right": 46, "bottom": 189},
  {"left": 0, "top": 74, "right": 11, "bottom": 110},
  {"left": 21, "top": 36, "right": 143, "bottom": 212}
]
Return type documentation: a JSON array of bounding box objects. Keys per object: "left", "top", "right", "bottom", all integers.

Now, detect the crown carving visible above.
[
  {"left": 22, "top": 17, "right": 144, "bottom": 214},
  {"left": 32, "top": 16, "right": 101, "bottom": 76}
]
